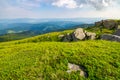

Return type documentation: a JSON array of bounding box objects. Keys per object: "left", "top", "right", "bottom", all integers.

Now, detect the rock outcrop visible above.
[
  {"left": 101, "top": 28, "right": 120, "bottom": 42},
  {"left": 60, "top": 28, "right": 96, "bottom": 42},
  {"left": 95, "top": 20, "right": 118, "bottom": 29},
  {"left": 101, "top": 34, "right": 120, "bottom": 42}
]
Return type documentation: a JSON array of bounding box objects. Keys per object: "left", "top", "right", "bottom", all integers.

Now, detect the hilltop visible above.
[{"left": 0, "top": 25, "right": 120, "bottom": 80}]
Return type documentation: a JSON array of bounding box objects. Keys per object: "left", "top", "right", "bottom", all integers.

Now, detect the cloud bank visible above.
[
  {"left": 0, "top": 0, "right": 117, "bottom": 10},
  {"left": 52, "top": 0, "right": 114, "bottom": 10},
  {"left": 0, "top": 0, "right": 116, "bottom": 10},
  {"left": 0, "top": 0, "right": 120, "bottom": 19}
]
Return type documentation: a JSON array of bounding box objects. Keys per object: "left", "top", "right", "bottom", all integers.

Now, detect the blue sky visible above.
[{"left": 0, "top": 0, "right": 120, "bottom": 19}]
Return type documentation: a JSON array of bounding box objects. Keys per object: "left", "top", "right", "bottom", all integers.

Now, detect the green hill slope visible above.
[
  {"left": 0, "top": 31, "right": 37, "bottom": 42},
  {"left": 0, "top": 29, "right": 120, "bottom": 80},
  {"left": 4, "top": 27, "right": 113, "bottom": 44},
  {"left": 0, "top": 25, "right": 114, "bottom": 42}
]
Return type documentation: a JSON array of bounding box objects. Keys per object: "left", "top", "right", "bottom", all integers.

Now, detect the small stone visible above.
[
  {"left": 86, "top": 32, "right": 96, "bottom": 40},
  {"left": 67, "top": 63, "right": 88, "bottom": 78}
]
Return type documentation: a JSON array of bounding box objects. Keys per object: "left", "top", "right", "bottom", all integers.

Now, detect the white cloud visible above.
[
  {"left": 52, "top": 0, "right": 79, "bottom": 9},
  {"left": 52, "top": 0, "right": 115, "bottom": 10}
]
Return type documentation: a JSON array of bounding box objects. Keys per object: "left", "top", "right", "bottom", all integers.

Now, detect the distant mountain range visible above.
[
  {"left": 0, "top": 18, "right": 100, "bottom": 41},
  {"left": 0, "top": 21, "right": 94, "bottom": 35}
]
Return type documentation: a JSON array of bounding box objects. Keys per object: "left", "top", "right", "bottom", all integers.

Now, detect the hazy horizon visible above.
[{"left": 0, "top": 17, "right": 105, "bottom": 24}]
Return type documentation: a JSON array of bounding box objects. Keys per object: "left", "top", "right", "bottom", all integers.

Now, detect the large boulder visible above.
[
  {"left": 101, "top": 34, "right": 120, "bottom": 42},
  {"left": 61, "top": 28, "right": 96, "bottom": 42},
  {"left": 71, "top": 28, "right": 86, "bottom": 41},
  {"left": 62, "top": 28, "right": 86, "bottom": 42}
]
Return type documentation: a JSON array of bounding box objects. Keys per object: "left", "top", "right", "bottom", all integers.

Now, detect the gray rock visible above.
[
  {"left": 95, "top": 20, "right": 118, "bottom": 29},
  {"left": 95, "top": 21, "right": 103, "bottom": 27},
  {"left": 101, "top": 34, "right": 120, "bottom": 42},
  {"left": 103, "top": 20, "right": 118, "bottom": 29},
  {"left": 86, "top": 32, "right": 96, "bottom": 40},
  {"left": 113, "top": 29, "right": 120, "bottom": 36},
  {"left": 72, "top": 28, "right": 86, "bottom": 40},
  {"left": 62, "top": 33, "right": 72, "bottom": 42},
  {"left": 60, "top": 28, "right": 96, "bottom": 42},
  {"left": 67, "top": 63, "right": 88, "bottom": 78}
]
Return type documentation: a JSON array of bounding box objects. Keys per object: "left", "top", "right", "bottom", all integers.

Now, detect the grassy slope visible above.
[
  {"left": 0, "top": 28, "right": 120, "bottom": 80},
  {"left": 0, "top": 31, "right": 38, "bottom": 42},
  {"left": 0, "top": 26, "right": 114, "bottom": 42},
  {"left": 8, "top": 27, "right": 114, "bottom": 43}
]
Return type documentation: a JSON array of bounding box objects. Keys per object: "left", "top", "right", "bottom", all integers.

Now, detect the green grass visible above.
[
  {"left": 0, "top": 40, "right": 120, "bottom": 80},
  {"left": 0, "top": 29, "right": 73, "bottom": 43},
  {"left": 0, "top": 28, "right": 120, "bottom": 80},
  {"left": 4, "top": 29, "right": 73, "bottom": 44},
  {"left": 0, "top": 31, "right": 37, "bottom": 42}
]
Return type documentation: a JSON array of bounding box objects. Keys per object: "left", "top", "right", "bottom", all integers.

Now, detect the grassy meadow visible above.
[{"left": 0, "top": 28, "right": 120, "bottom": 80}]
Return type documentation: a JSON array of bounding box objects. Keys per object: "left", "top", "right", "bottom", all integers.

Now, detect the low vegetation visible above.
[
  {"left": 0, "top": 40, "right": 120, "bottom": 80},
  {"left": 0, "top": 27, "right": 120, "bottom": 80}
]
